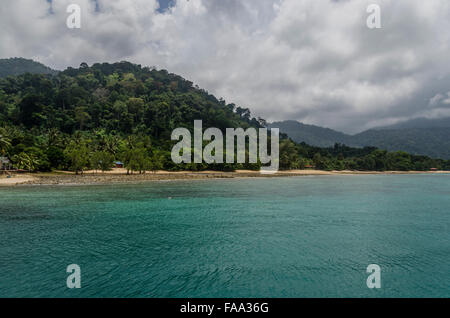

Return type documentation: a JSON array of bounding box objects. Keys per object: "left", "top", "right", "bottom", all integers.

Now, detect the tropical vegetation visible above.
[{"left": 0, "top": 61, "right": 449, "bottom": 173}]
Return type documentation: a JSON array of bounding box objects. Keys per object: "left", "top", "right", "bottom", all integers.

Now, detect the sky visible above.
[{"left": 1, "top": 0, "right": 450, "bottom": 133}]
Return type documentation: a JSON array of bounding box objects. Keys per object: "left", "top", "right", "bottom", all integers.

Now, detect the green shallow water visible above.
[{"left": 0, "top": 175, "right": 449, "bottom": 298}]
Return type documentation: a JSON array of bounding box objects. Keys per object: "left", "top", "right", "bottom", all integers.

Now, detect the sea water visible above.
[{"left": 0, "top": 175, "right": 449, "bottom": 297}]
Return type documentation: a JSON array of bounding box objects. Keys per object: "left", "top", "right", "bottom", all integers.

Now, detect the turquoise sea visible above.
[{"left": 0, "top": 175, "right": 449, "bottom": 298}]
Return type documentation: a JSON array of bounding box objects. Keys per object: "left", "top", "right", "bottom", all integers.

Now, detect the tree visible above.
[
  {"left": 74, "top": 106, "right": 91, "bottom": 130},
  {"left": 279, "top": 140, "right": 300, "bottom": 170},
  {"left": 18, "top": 94, "right": 44, "bottom": 128},
  {"left": 0, "top": 131, "right": 11, "bottom": 156},
  {"left": 12, "top": 152, "right": 40, "bottom": 172},
  {"left": 44, "top": 128, "right": 63, "bottom": 148},
  {"left": 127, "top": 97, "right": 145, "bottom": 124},
  {"left": 386, "top": 151, "right": 413, "bottom": 171},
  {"left": 103, "top": 135, "right": 120, "bottom": 157},
  {"left": 125, "top": 147, "right": 150, "bottom": 174},
  {"left": 92, "top": 151, "right": 114, "bottom": 173},
  {"left": 64, "top": 141, "right": 90, "bottom": 174},
  {"left": 313, "top": 153, "right": 323, "bottom": 169},
  {"left": 150, "top": 150, "right": 165, "bottom": 173},
  {"left": 46, "top": 146, "right": 66, "bottom": 170}
]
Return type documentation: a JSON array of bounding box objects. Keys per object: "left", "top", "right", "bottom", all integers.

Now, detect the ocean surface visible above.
[{"left": 0, "top": 175, "right": 449, "bottom": 298}]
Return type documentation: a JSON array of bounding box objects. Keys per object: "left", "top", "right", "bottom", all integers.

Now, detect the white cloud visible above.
[
  {"left": 1, "top": 0, "right": 450, "bottom": 133},
  {"left": 443, "top": 92, "right": 450, "bottom": 105}
]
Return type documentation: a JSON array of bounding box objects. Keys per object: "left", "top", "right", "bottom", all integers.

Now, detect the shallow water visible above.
[{"left": 0, "top": 175, "right": 449, "bottom": 297}]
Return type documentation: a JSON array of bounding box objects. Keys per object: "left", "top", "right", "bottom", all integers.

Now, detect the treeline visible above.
[
  {"left": 0, "top": 127, "right": 262, "bottom": 173},
  {"left": 279, "top": 140, "right": 450, "bottom": 171},
  {"left": 0, "top": 61, "right": 449, "bottom": 173}
]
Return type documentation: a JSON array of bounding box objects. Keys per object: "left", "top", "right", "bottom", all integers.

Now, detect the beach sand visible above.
[
  {"left": 0, "top": 169, "right": 448, "bottom": 187},
  {"left": 0, "top": 174, "right": 37, "bottom": 186}
]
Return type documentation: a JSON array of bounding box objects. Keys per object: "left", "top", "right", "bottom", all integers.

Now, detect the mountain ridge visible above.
[
  {"left": 270, "top": 120, "right": 450, "bottom": 159},
  {"left": 0, "top": 57, "right": 58, "bottom": 78},
  {"left": 374, "top": 117, "right": 450, "bottom": 130}
]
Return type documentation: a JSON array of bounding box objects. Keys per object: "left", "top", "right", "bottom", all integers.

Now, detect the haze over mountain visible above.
[{"left": 375, "top": 117, "right": 450, "bottom": 130}]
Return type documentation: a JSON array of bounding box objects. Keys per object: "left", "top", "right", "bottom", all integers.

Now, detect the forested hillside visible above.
[{"left": 1, "top": 61, "right": 449, "bottom": 173}]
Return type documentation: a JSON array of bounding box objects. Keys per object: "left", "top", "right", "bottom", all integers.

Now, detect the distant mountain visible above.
[
  {"left": 375, "top": 117, "right": 450, "bottom": 130},
  {"left": 0, "top": 58, "right": 58, "bottom": 78},
  {"left": 271, "top": 119, "right": 450, "bottom": 159},
  {"left": 269, "top": 121, "right": 351, "bottom": 147},
  {"left": 352, "top": 127, "right": 450, "bottom": 159}
]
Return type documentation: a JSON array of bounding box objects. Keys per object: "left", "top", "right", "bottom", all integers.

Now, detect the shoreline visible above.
[{"left": 1, "top": 169, "right": 449, "bottom": 187}]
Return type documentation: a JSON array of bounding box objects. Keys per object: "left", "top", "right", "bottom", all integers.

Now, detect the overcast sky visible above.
[{"left": 1, "top": 0, "right": 450, "bottom": 133}]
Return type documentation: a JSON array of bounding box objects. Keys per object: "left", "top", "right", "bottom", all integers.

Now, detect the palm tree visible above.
[
  {"left": 95, "top": 131, "right": 120, "bottom": 156},
  {"left": 0, "top": 133, "right": 11, "bottom": 156},
  {"left": 104, "top": 135, "right": 120, "bottom": 157},
  {"left": 12, "top": 153, "right": 27, "bottom": 170},
  {"left": 44, "top": 128, "right": 62, "bottom": 147},
  {"left": 12, "top": 153, "right": 40, "bottom": 172},
  {"left": 126, "top": 135, "right": 137, "bottom": 150},
  {"left": 26, "top": 154, "right": 40, "bottom": 172}
]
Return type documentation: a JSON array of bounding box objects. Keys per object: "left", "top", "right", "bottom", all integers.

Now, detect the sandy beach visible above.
[
  {"left": 0, "top": 169, "right": 448, "bottom": 187},
  {"left": 0, "top": 174, "right": 38, "bottom": 186}
]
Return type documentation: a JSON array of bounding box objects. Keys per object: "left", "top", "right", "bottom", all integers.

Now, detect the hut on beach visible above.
[{"left": 114, "top": 161, "right": 124, "bottom": 168}]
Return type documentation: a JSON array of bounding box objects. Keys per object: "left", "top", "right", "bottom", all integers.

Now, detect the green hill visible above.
[
  {"left": 0, "top": 60, "right": 449, "bottom": 172},
  {"left": 0, "top": 58, "right": 58, "bottom": 78},
  {"left": 0, "top": 61, "right": 259, "bottom": 135},
  {"left": 0, "top": 61, "right": 265, "bottom": 172}
]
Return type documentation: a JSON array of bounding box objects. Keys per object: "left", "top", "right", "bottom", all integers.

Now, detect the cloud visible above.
[
  {"left": 1, "top": 0, "right": 450, "bottom": 133},
  {"left": 443, "top": 93, "right": 450, "bottom": 105}
]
